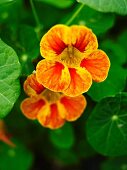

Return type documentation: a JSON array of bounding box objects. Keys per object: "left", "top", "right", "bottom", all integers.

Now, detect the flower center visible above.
[
  {"left": 41, "top": 89, "right": 62, "bottom": 103},
  {"left": 59, "top": 45, "right": 84, "bottom": 67}
]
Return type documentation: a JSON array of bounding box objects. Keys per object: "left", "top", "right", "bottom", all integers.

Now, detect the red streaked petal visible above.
[
  {"left": 80, "top": 50, "right": 110, "bottom": 82},
  {"left": 37, "top": 103, "right": 65, "bottom": 129},
  {"left": 70, "top": 25, "right": 98, "bottom": 53},
  {"left": 40, "top": 24, "right": 70, "bottom": 60},
  {"left": 36, "top": 60, "right": 70, "bottom": 92},
  {"left": 63, "top": 67, "right": 92, "bottom": 97},
  {"left": 20, "top": 97, "right": 46, "bottom": 120},
  {"left": 59, "top": 95, "right": 87, "bottom": 121},
  {"left": 24, "top": 73, "right": 45, "bottom": 97}
]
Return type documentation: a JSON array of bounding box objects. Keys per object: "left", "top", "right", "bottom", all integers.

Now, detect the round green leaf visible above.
[
  {"left": 86, "top": 93, "right": 127, "bottom": 156},
  {"left": 0, "top": 140, "right": 33, "bottom": 170},
  {"left": 50, "top": 123, "right": 75, "bottom": 149},
  {"left": 0, "top": 39, "right": 21, "bottom": 118},
  {"left": 101, "top": 157, "right": 127, "bottom": 170},
  {"left": 88, "top": 65, "right": 126, "bottom": 101},
  {"left": 77, "top": 0, "right": 127, "bottom": 15},
  {"left": 37, "top": 0, "right": 74, "bottom": 8}
]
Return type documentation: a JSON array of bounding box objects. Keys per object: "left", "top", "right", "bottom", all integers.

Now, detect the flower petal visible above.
[
  {"left": 71, "top": 25, "right": 98, "bottom": 53},
  {"left": 20, "top": 97, "right": 46, "bottom": 120},
  {"left": 0, "top": 133, "right": 15, "bottom": 147},
  {"left": 40, "top": 24, "right": 70, "bottom": 60},
  {"left": 24, "top": 73, "right": 45, "bottom": 97},
  {"left": 80, "top": 50, "right": 110, "bottom": 82},
  {"left": 58, "top": 95, "right": 87, "bottom": 121},
  {"left": 37, "top": 103, "right": 65, "bottom": 129},
  {"left": 36, "top": 60, "right": 70, "bottom": 92},
  {"left": 63, "top": 67, "right": 92, "bottom": 97},
  {"left": 0, "top": 120, "right": 15, "bottom": 147}
]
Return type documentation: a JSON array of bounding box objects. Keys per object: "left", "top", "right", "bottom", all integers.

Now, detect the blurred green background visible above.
[{"left": 0, "top": 0, "right": 127, "bottom": 170}]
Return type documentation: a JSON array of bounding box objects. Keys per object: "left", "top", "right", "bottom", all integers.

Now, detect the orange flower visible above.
[
  {"left": 20, "top": 73, "right": 87, "bottom": 129},
  {"left": 36, "top": 25, "right": 110, "bottom": 97},
  {"left": 0, "top": 120, "right": 15, "bottom": 147}
]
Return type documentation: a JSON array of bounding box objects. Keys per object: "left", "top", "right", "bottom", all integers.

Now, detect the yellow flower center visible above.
[
  {"left": 41, "top": 89, "right": 62, "bottom": 104},
  {"left": 59, "top": 45, "right": 84, "bottom": 67}
]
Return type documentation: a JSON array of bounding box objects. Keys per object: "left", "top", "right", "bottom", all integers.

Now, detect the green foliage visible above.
[
  {"left": 34, "top": 1, "right": 71, "bottom": 29},
  {"left": 76, "top": 139, "right": 96, "bottom": 158},
  {"left": 56, "top": 150, "right": 79, "bottom": 165},
  {"left": 86, "top": 93, "right": 127, "bottom": 156},
  {"left": 88, "top": 38, "right": 127, "bottom": 101},
  {"left": 118, "top": 31, "right": 127, "bottom": 51},
  {"left": 17, "top": 25, "right": 39, "bottom": 75},
  {"left": 0, "top": 0, "right": 127, "bottom": 168},
  {"left": 0, "top": 25, "right": 39, "bottom": 75},
  {"left": 37, "top": 0, "right": 75, "bottom": 8},
  {"left": 0, "top": 39, "right": 21, "bottom": 118},
  {"left": 77, "top": 0, "right": 127, "bottom": 15},
  {"left": 62, "top": 5, "right": 115, "bottom": 35},
  {"left": 0, "top": 140, "right": 33, "bottom": 170},
  {"left": 0, "top": 0, "right": 22, "bottom": 24},
  {"left": 0, "top": 0, "right": 15, "bottom": 5},
  {"left": 88, "top": 65, "right": 126, "bottom": 101},
  {"left": 101, "top": 157, "right": 127, "bottom": 170},
  {"left": 50, "top": 123, "right": 75, "bottom": 149},
  {"left": 100, "top": 40, "right": 126, "bottom": 65}
]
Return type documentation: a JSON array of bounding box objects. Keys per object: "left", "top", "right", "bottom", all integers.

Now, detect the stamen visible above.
[
  {"left": 59, "top": 45, "right": 84, "bottom": 67},
  {"left": 41, "top": 89, "right": 62, "bottom": 103}
]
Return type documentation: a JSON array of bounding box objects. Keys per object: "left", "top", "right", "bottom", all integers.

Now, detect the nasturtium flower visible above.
[
  {"left": 36, "top": 24, "right": 110, "bottom": 97},
  {"left": 0, "top": 120, "right": 15, "bottom": 147},
  {"left": 20, "top": 73, "right": 87, "bottom": 129}
]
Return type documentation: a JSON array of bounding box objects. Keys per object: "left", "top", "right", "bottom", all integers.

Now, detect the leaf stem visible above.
[
  {"left": 30, "top": 0, "right": 41, "bottom": 29},
  {"left": 65, "top": 4, "right": 84, "bottom": 26}
]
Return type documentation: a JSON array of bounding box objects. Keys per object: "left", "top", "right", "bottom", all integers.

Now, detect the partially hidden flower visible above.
[
  {"left": 0, "top": 120, "right": 15, "bottom": 147},
  {"left": 36, "top": 24, "right": 110, "bottom": 97},
  {"left": 20, "top": 73, "right": 87, "bottom": 129}
]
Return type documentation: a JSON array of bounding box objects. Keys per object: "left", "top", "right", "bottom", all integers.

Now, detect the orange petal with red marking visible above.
[
  {"left": 63, "top": 67, "right": 92, "bottom": 97},
  {"left": 37, "top": 103, "right": 65, "bottom": 129},
  {"left": 80, "top": 50, "right": 110, "bottom": 82},
  {"left": 58, "top": 95, "right": 87, "bottom": 121},
  {"left": 40, "top": 25, "right": 70, "bottom": 60},
  {"left": 36, "top": 60, "right": 70, "bottom": 92},
  {"left": 20, "top": 97, "right": 46, "bottom": 120},
  {"left": 24, "top": 73, "right": 45, "bottom": 97},
  {"left": 71, "top": 25, "right": 98, "bottom": 53}
]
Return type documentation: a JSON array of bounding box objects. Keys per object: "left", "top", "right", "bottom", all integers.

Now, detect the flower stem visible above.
[
  {"left": 65, "top": 4, "right": 84, "bottom": 26},
  {"left": 30, "top": 0, "right": 41, "bottom": 29}
]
